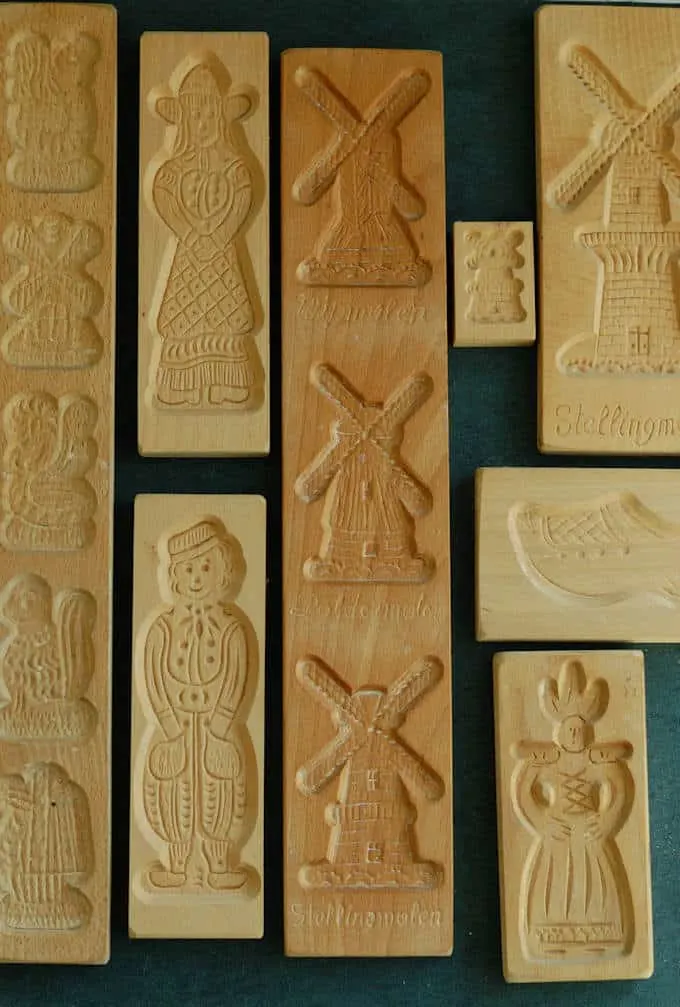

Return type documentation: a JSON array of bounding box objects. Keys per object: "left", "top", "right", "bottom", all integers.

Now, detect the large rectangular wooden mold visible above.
[
  {"left": 0, "top": 3, "right": 116, "bottom": 963},
  {"left": 494, "top": 650, "right": 653, "bottom": 982},
  {"left": 477, "top": 466, "right": 680, "bottom": 642},
  {"left": 129, "top": 494, "right": 266, "bottom": 939},
  {"left": 281, "top": 48, "right": 452, "bottom": 957},
  {"left": 138, "top": 32, "right": 269, "bottom": 456},
  {"left": 537, "top": 5, "right": 680, "bottom": 454}
]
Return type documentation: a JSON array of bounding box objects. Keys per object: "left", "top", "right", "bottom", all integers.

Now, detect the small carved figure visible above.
[
  {"left": 549, "top": 45, "right": 680, "bottom": 372},
  {"left": 0, "top": 575, "right": 96, "bottom": 742},
  {"left": 295, "top": 363, "right": 433, "bottom": 582},
  {"left": 464, "top": 226, "right": 526, "bottom": 323},
  {"left": 293, "top": 66, "right": 432, "bottom": 286},
  {"left": 5, "top": 30, "right": 101, "bottom": 192},
  {"left": 0, "top": 762, "right": 93, "bottom": 931},
  {"left": 141, "top": 517, "right": 257, "bottom": 893},
  {"left": 146, "top": 54, "right": 263, "bottom": 409},
  {"left": 509, "top": 491, "right": 680, "bottom": 606},
  {"left": 296, "top": 656, "right": 444, "bottom": 890},
  {"left": 1, "top": 393, "right": 98, "bottom": 552},
  {"left": 512, "top": 659, "right": 634, "bottom": 961},
  {"left": 1, "top": 214, "right": 103, "bottom": 368}
]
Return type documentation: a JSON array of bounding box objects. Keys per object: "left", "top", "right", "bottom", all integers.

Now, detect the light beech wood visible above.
[
  {"left": 138, "top": 32, "right": 269, "bottom": 456},
  {"left": 282, "top": 48, "right": 452, "bottom": 957},
  {"left": 537, "top": 5, "right": 680, "bottom": 454},
  {"left": 0, "top": 3, "right": 115, "bottom": 964},
  {"left": 477, "top": 466, "right": 680, "bottom": 641},
  {"left": 129, "top": 494, "right": 265, "bottom": 939},
  {"left": 453, "top": 222, "right": 535, "bottom": 346},
  {"left": 494, "top": 650, "right": 653, "bottom": 982}
]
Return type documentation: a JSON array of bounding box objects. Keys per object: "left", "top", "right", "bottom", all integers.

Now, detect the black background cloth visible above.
[{"left": 4, "top": 0, "right": 680, "bottom": 1004}]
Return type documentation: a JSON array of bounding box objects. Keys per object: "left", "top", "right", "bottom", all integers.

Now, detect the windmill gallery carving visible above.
[
  {"left": 548, "top": 45, "right": 680, "bottom": 374},
  {"left": 295, "top": 656, "right": 444, "bottom": 890}
]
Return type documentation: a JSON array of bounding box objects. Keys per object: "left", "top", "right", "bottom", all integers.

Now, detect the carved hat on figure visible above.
[
  {"left": 162, "top": 516, "right": 246, "bottom": 596},
  {"left": 153, "top": 55, "right": 251, "bottom": 128}
]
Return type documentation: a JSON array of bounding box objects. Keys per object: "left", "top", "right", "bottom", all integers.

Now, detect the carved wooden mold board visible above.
[
  {"left": 138, "top": 32, "right": 269, "bottom": 457},
  {"left": 537, "top": 5, "right": 680, "bottom": 454},
  {"left": 494, "top": 650, "right": 653, "bottom": 982},
  {"left": 453, "top": 221, "right": 535, "bottom": 346},
  {"left": 282, "top": 48, "right": 452, "bottom": 957},
  {"left": 129, "top": 495, "right": 265, "bottom": 939},
  {"left": 0, "top": 3, "right": 115, "bottom": 964},
  {"left": 476, "top": 466, "right": 680, "bottom": 642}
]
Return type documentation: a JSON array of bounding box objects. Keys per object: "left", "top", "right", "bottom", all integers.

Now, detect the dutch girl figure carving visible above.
[
  {"left": 145, "top": 53, "right": 263, "bottom": 410},
  {"left": 512, "top": 659, "right": 635, "bottom": 962},
  {"left": 140, "top": 517, "right": 257, "bottom": 894}
]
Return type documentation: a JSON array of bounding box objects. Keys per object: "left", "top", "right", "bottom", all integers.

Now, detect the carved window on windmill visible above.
[
  {"left": 367, "top": 769, "right": 379, "bottom": 791},
  {"left": 366, "top": 842, "right": 384, "bottom": 864}
]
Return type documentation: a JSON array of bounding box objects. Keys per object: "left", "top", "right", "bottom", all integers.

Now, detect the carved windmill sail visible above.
[
  {"left": 548, "top": 44, "right": 680, "bottom": 368},
  {"left": 295, "top": 656, "right": 443, "bottom": 890}
]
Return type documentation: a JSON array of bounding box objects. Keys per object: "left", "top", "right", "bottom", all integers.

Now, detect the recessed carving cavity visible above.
[
  {"left": 145, "top": 53, "right": 263, "bottom": 412},
  {"left": 1, "top": 215, "right": 103, "bottom": 369},
  {"left": 1, "top": 393, "right": 98, "bottom": 552},
  {"left": 5, "top": 30, "right": 102, "bottom": 192},
  {"left": 464, "top": 226, "right": 526, "bottom": 324},
  {"left": 295, "top": 363, "right": 434, "bottom": 583},
  {"left": 295, "top": 655, "right": 444, "bottom": 890},
  {"left": 293, "top": 66, "right": 432, "bottom": 287}
]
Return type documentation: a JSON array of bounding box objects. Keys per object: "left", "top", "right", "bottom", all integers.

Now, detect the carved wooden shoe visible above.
[
  {"left": 207, "top": 869, "right": 249, "bottom": 891},
  {"left": 147, "top": 865, "right": 187, "bottom": 889}
]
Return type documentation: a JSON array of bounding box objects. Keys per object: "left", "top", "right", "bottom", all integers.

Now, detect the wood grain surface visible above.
[
  {"left": 129, "top": 494, "right": 265, "bottom": 939},
  {"left": 138, "top": 32, "right": 269, "bottom": 456},
  {"left": 0, "top": 2, "right": 116, "bottom": 964},
  {"left": 537, "top": 5, "right": 680, "bottom": 454},
  {"left": 494, "top": 650, "right": 653, "bottom": 982},
  {"left": 281, "top": 48, "right": 452, "bottom": 957}
]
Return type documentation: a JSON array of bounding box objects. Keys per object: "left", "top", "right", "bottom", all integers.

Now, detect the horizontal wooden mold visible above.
[
  {"left": 477, "top": 466, "right": 680, "bottom": 641},
  {"left": 282, "top": 47, "right": 453, "bottom": 957},
  {"left": 138, "top": 32, "right": 269, "bottom": 456},
  {"left": 494, "top": 650, "right": 653, "bottom": 982},
  {"left": 453, "top": 221, "right": 535, "bottom": 346},
  {"left": 0, "top": 2, "right": 116, "bottom": 964},
  {"left": 537, "top": 4, "right": 680, "bottom": 454}
]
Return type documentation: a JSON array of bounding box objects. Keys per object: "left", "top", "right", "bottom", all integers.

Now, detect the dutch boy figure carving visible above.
[{"left": 140, "top": 517, "right": 257, "bottom": 893}]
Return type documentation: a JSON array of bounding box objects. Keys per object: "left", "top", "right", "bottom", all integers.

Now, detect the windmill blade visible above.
[
  {"left": 311, "top": 363, "right": 365, "bottom": 426},
  {"left": 370, "top": 372, "right": 433, "bottom": 438},
  {"left": 295, "top": 66, "right": 360, "bottom": 136},
  {"left": 658, "top": 153, "right": 680, "bottom": 201},
  {"left": 296, "top": 730, "right": 365, "bottom": 795},
  {"left": 363, "top": 68, "right": 431, "bottom": 142},
  {"left": 547, "top": 140, "right": 616, "bottom": 208},
  {"left": 296, "top": 657, "right": 362, "bottom": 723},
  {"left": 640, "top": 68, "right": 680, "bottom": 134},
  {"left": 393, "top": 466, "right": 433, "bottom": 518},
  {"left": 294, "top": 434, "right": 357, "bottom": 502},
  {"left": 567, "top": 45, "right": 641, "bottom": 123},
  {"left": 387, "top": 736, "right": 444, "bottom": 801},
  {"left": 377, "top": 656, "right": 443, "bottom": 725}
]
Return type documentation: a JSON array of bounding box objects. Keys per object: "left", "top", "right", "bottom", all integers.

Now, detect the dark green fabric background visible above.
[{"left": 4, "top": 0, "right": 679, "bottom": 1003}]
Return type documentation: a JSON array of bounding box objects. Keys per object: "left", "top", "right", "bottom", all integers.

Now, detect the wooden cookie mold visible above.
[
  {"left": 0, "top": 3, "right": 115, "bottom": 964},
  {"left": 282, "top": 48, "right": 452, "bottom": 957},
  {"left": 494, "top": 651, "right": 653, "bottom": 982},
  {"left": 138, "top": 32, "right": 269, "bottom": 457},
  {"left": 129, "top": 495, "right": 265, "bottom": 940}
]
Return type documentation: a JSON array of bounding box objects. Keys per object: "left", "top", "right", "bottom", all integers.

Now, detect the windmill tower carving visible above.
[
  {"left": 548, "top": 45, "right": 680, "bottom": 370},
  {"left": 295, "top": 656, "right": 444, "bottom": 890}
]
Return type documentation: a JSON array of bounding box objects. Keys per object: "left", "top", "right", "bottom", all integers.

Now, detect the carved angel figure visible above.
[
  {"left": 465, "top": 226, "right": 526, "bottom": 324},
  {"left": 1, "top": 393, "right": 98, "bottom": 552},
  {"left": 146, "top": 54, "right": 262, "bottom": 409},
  {"left": 0, "top": 575, "right": 96, "bottom": 741},
  {"left": 5, "top": 30, "right": 101, "bottom": 192},
  {"left": 0, "top": 762, "right": 93, "bottom": 930},
  {"left": 1, "top": 214, "right": 103, "bottom": 368},
  {"left": 141, "top": 517, "right": 256, "bottom": 893},
  {"left": 294, "top": 67, "right": 432, "bottom": 287},
  {"left": 513, "top": 659, "right": 634, "bottom": 961},
  {"left": 295, "top": 364, "right": 433, "bottom": 582}
]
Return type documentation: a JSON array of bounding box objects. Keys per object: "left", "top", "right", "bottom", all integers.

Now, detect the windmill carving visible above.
[
  {"left": 293, "top": 66, "right": 431, "bottom": 286},
  {"left": 548, "top": 45, "right": 680, "bottom": 371},
  {"left": 295, "top": 363, "right": 434, "bottom": 583},
  {"left": 295, "top": 656, "right": 444, "bottom": 890}
]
